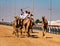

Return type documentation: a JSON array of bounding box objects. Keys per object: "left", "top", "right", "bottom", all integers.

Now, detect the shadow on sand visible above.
[
  {"left": 0, "top": 35, "right": 13, "bottom": 38},
  {"left": 0, "top": 32, "right": 39, "bottom": 38},
  {"left": 45, "top": 36, "right": 53, "bottom": 38},
  {"left": 31, "top": 32, "right": 39, "bottom": 33},
  {"left": 29, "top": 34, "right": 39, "bottom": 38}
]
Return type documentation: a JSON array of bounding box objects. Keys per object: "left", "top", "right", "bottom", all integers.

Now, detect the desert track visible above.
[{"left": 0, "top": 25, "right": 60, "bottom": 46}]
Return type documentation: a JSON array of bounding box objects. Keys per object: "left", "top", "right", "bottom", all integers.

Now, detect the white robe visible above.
[{"left": 20, "top": 13, "right": 28, "bottom": 19}]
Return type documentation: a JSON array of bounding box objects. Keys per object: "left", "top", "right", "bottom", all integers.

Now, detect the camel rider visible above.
[
  {"left": 27, "top": 11, "right": 34, "bottom": 25},
  {"left": 20, "top": 9, "right": 28, "bottom": 26},
  {"left": 20, "top": 9, "right": 24, "bottom": 19},
  {"left": 23, "top": 11, "right": 31, "bottom": 24},
  {"left": 22, "top": 10, "right": 29, "bottom": 24},
  {"left": 20, "top": 9, "right": 28, "bottom": 19},
  {"left": 30, "top": 14, "right": 35, "bottom": 25}
]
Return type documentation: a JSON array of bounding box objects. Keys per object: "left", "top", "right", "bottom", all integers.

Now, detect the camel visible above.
[
  {"left": 20, "top": 18, "right": 34, "bottom": 37},
  {"left": 42, "top": 16, "right": 48, "bottom": 37},
  {"left": 12, "top": 16, "right": 20, "bottom": 37}
]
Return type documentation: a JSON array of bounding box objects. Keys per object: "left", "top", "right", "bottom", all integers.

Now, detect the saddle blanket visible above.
[{"left": 24, "top": 19, "right": 29, "bottom": 24}]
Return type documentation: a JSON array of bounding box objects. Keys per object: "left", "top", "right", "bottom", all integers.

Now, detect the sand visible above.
[{"left": 0, "top": 25, "right": 60, "bottom": 46}]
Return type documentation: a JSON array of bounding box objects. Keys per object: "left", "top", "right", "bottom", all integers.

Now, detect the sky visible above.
[{"left": 0, "top": 0, "right": 60, "bottom": 22}]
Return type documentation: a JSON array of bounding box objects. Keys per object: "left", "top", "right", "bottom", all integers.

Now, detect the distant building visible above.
[{"left": 48, "top": 20, "right": 60, "bottom": 26}]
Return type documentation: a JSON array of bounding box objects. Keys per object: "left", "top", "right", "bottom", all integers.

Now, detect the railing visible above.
[
  {"left": 34, "top": 24, "right": 60, "bottom": 34},
  {"left": 48, "top": 25, "right": 60, "bottom": 34},
  {"left": 0, "top": 22, "right": 12, "bottom": 26}
]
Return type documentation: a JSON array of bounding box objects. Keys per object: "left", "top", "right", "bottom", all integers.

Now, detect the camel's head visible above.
[{"left": 14, "top": 16, "right": 19, "bottom": 20}]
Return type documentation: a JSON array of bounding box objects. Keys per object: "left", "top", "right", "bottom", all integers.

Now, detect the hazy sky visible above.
[{"left": 0, "top": 0, "right": 60, "bottom": 22}]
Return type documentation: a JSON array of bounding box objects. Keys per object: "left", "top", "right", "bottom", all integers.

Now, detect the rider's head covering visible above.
[
  {"left": 20, "top": 9, "right": 23, "bottom": 11},
  {"left": 25, "top": 10, "right": 28, "bottom": 13},
  {"left": 28, "top": 11, "right": 30, "bottom": 14},
  {"left": 31, "top": 14, "right": 33, "bottom": 16}
]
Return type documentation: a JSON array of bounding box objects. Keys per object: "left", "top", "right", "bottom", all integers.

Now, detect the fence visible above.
[{"left": 33, "top": 24, "right": 60, "bottom": 34}]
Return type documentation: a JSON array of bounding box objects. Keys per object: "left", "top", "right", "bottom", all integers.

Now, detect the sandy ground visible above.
[{"left": 0, "top": 25, "right": 60, "bottom": 46}]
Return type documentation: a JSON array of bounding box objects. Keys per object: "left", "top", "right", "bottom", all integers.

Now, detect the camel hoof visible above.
[
  {"left": 16, "top": 35, "right": 19, "bottom": 38},
  {"left": 12, "top": 31, "right": 15, "bottom": 35},
  {"left": 43, "top": 33, "right": 45, "bottom": 37},
  {"left": 27, "top": 34, "right": 30, "bottom": 37}
]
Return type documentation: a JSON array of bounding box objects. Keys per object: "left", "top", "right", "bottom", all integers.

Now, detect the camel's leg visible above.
[
  {"left": 26, "top": 20, "right": 30, "bottom": 37},
  {"left": 16, "top": 28, "right": 19, "bottom": 37},
  {"left": 12, "top": 27, "right": 16, "bottom": 35},
  {"left": 42, "top": 31, "right": 45, "bottom": 37},
  {"left": 27, "top": 27, "right": 30, "bottom": 37},
  {"left": 20, "top": 28, "right": 23, "bottom": 35},
  {"left": 31, "top": 27, "right": 33, "bottom": 33},
  {"left": 30, "top": 21, "right": 34, "bottom": 33},
  {"left": 42, "top": 28, "right": 45, "bottom": 37},
  {"left": 12, "top": 28, "right": 15, "bottom": 34},
  {"left": 18, "top": 27, "right": 22, "bottom": 36}
]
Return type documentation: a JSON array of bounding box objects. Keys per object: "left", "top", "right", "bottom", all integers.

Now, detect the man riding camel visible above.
[
  {"left": 20, "top": 9, "right": 34, "bottom": 25},
  {"left": 19, "top": 9, "right": 28, "bottom": 26},
  {"left": 20, "top": 9, "right": 28, "bottom": 19}
]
